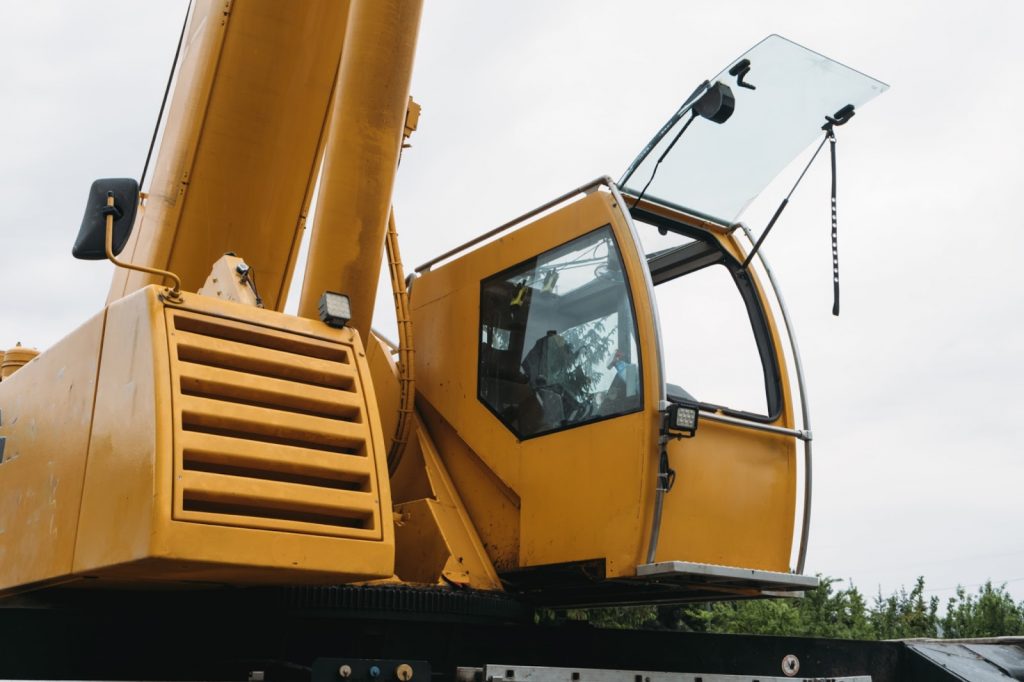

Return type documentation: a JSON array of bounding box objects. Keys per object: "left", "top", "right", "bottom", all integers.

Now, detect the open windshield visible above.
[{"left": 620, "top": 35, "right": 888, "bottom": 224}]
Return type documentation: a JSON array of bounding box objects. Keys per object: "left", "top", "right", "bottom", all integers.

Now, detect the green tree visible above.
[
  {"left": 699, "top": 577, "right": 873, "bottom": 639},
  {"left": 554, "top": 575, "right": 1024, "bottom": 641},
  {"left": 942, "top": 581, "right": 1024, "bottom": 638},
  {"left": 534, "top": 606, "right": 657, "bottom": 630},
  {"left": 870, "top": 577, "right": 940, "bottom": 639},
  {"left": 702, "top": 597, "right": 802, "bottom": 636}
]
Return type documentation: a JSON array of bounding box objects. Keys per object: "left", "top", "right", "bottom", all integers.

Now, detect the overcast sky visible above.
[{"left": 1, "top": 1, "right": 1022, "bottom": 606}]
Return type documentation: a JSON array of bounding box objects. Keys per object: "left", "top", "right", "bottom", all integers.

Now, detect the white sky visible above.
[{"left": 1, "top": 1, "right": 1022, "bottom": 606}]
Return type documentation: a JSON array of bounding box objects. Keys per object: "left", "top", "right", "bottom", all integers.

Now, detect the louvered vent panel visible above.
[{"left": 167, "top": 311, "right": 381, "bottom": 540}]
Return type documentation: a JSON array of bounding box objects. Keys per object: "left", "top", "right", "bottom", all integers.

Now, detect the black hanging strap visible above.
[
  {"left": 829, "top": 130, "right": 840, "bottom": 316},
  {"left": 822, "top": 104, "right": 854, "bottom": 316}
]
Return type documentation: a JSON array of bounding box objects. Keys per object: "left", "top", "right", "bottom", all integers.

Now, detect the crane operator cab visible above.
[{"left": 410, "top": 35, "right": 887, "bottom": 606}]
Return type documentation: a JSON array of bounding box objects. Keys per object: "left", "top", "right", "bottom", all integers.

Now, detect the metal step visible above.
[{"left": 635, "top": 561, "right": 819, "bottom": 595}]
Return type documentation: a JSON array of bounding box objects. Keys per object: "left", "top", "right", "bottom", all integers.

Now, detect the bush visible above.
[{"left": 556, "top": 576, "right": 1024, "bottom": 640}]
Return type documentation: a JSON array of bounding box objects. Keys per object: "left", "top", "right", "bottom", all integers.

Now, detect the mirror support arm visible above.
[{"left": 104, "top": 193, "right": 183, "bottom": 302}]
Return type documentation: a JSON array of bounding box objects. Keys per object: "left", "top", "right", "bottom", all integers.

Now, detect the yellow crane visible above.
[
  {"left": 22, "top": 5, "right": 1023, "bottom": 682},
  {"left": 0, "top": 0, "right": 888, "bottom": 611}
]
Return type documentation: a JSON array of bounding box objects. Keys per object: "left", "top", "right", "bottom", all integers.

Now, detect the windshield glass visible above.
[
  {"left": 620, "top": 34, "right": 888, "bottom": 224},
  {"left": 478, "top": 226, "right": 643, "bottom": 438}
]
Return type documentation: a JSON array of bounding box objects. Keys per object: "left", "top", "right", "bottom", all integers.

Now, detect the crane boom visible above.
[
  {"left": 297, "top": 0, "right": 422, "bottom": 339},
  {"left": 107, "top": 0, "right": 349, "bottom": 312}
]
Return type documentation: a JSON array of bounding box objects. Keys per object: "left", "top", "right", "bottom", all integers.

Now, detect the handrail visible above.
[
  {"left": 414, "top": 176, "right": 614, "bottom": 273},
  {"left": 699, "top": 410, "right": 810, "bottom": 441},
  {"left": 608, "top": 182, "right": 670, "bottom": 566}
]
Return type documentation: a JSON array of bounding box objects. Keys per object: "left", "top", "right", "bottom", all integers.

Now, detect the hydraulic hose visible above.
[{"left": 385, "top": 208, "right": 415, "bottom": 473}]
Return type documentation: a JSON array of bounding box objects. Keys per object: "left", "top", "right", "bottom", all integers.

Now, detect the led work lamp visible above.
[
  {"left": 666, "top": 401, "right": 699, "bottom": 438},
  {"left": 318, "top": 292, "right": 352, "bottom": 328}
]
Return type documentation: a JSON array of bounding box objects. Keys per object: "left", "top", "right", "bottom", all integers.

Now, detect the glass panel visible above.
[
  {"left": 621, "top": 34, "right": 889, "bottom": 223},
  {"left": 479, "top": 226, "right": 642, "bottom": 438}
]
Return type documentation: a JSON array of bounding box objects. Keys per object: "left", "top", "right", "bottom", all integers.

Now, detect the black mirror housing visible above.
[
  {"left": 72, "top": 178, "right": 139, "bottom": 260},
  {"left": 694, "top": 81, "right": 735, "bottom": 124}
]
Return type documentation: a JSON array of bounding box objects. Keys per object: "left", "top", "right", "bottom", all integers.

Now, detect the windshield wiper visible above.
[{"left": 629, "top": 80, "right": 739, "bottom": 210}]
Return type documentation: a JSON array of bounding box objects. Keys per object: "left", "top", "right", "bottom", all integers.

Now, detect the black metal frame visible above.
[{"left": 0, "top": 586, "right": 975, "bottom": 682}]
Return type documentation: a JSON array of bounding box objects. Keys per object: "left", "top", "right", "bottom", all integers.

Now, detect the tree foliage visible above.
[
  {"left": 942, "top": 581, "right": 1024, "bottom": 638},
  {"left": 870, "top": 577, "right": 940, "bottom": 639},
  {"left": 544, "top": 576, "right": 1024, "bottom": 640}
]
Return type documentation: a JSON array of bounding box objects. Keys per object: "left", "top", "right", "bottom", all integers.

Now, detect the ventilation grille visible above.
[{"left": 167, "top": 311, "right": 381, "bottom": 540}]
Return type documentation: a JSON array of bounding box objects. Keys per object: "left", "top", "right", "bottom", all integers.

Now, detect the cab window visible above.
[
  {"left": 479, "top": 226, "right": 642, "bottom": 439},
  {"left": 634, "top": 210, "right": 781, "bottom": 419}
]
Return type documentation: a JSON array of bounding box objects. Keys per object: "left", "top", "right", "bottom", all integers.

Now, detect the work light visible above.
[
  {"left": 667, "top": 401, "right": 699, "bottom": 438},
  {"left": 318, "top": 292, "right": 352, "bottom": 328}
]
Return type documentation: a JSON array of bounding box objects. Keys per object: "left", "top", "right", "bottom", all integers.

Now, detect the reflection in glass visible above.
[{"left": 479, "top": 226, "right": 642, "bottom": 438}]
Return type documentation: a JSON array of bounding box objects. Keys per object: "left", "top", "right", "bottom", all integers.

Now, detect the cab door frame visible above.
[{"left": 613, "top": 188, "right": 814, "bottom": 575}]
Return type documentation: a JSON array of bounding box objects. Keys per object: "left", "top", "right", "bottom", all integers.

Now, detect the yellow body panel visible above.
[
  {"left": 0, "top": 314, "right": 105, "bottom": 592},
  {"left": 412, "top": 191, "right": 661, "bottom": 578},
  {"left": 416, "top": 400, "right": 521, "bottom": 573},
  {"left": 0, "top": 287, "right": 395, "bottom": 595},
  {"left": 109, "top": 0, "right": 349, "bottom": 311},
  {"left": 377, "top": 332, "right": 501, "bottom": 589},
  {"left": 656, "top": 425, "right": 795, "bottom": 569},
  {"left": 391, "top": 416, "right": 501, "bottom": 589}
]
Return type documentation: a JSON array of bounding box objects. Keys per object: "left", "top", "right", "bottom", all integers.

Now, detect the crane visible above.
[
  {"left": 0, "top": 0, "right": 889, "bottom": 605},
  {"left": 15, "top": 3, "right": 1002, "bottom": 681}
]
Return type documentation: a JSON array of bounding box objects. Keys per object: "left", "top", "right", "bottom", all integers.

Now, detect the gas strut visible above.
[{"left": 741, "top": 104, "right": 855, "bottom": 316}]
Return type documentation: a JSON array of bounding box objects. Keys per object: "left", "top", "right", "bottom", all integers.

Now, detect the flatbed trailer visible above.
[{"left": 2, "top": 588, "right": 1021, "bottom": 682}]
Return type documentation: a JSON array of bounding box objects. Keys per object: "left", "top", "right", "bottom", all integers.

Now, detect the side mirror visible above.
[{"left": 72, "top": 178, "right": 139, "bottom": 260}]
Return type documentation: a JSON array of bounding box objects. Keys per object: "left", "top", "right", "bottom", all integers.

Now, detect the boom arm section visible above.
[
  {"left": 108, "top": 0, "right": 350, "bottom": 311},
  {"left": 297, "top": 0, "right": 423, "bottom": 339}
]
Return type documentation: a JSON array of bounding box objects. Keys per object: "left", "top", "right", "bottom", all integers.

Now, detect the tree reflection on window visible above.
[{"left": 478, "top": 226, "right": 642, "bottom": 438}]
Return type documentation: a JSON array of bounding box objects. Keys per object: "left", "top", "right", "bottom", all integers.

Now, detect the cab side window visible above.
[{"left": 478, "top": 226, "right": 642, "bottom": 439}]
